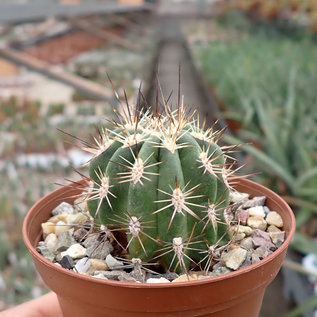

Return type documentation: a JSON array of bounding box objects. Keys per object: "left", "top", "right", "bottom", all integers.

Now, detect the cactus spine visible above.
[{"left": 85, "top": 104, "right": 234, "bottom": 272}]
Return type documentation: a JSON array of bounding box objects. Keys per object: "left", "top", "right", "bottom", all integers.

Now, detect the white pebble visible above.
[
  {"left": 74, "top": 258, "right": 93, "bottom": 274},
  {"left": 247, "top": 216, "right": 267, "bottom": 231},
  {"left": 269, "top": 231, "right": 285, "bottom": 245},
  {"left": 41, "top": 222, "right": 55, "bottom": 237},
  {"left": 267, "top": 225, "right": 281, "bottom": 233},
  {"left": 67, "top": 213, "right": 89, "bottom": 225},
  {"left": 44, "top": 233, "right": 57, "bottom": 253},
  {"left": 105, "top": 254, "right": 123, "bottom": 269},
  {"left": 231, "top": 225, "right": 253, "bottom": 236},
  {"left": 223, "top": 248, "right": 247, "bottom": 270},
  {"left": 52, "top": 202, "right": 74, "bottom": 215},
  {"left": 55, "top": 221, "right": 71, "bottom": 236},
  {"left": 48, "top": 213, "right": 68, "bottom": 224},
  {"left": 266, "top": 212, "right": 283, "bottom": 228},
  {"left": 146, "top": 277, "right": 170, "bottom": 283},
  {"left": 248, "top": 206, "right": 266, "bottom": 218},
  {"left": 62, "top": 243, "right": 87, "bottom": 259}
]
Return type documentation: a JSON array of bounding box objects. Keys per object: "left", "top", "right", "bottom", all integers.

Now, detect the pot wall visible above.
[{"left": 23, "top": 179, "right": 295, "bottom": 317}]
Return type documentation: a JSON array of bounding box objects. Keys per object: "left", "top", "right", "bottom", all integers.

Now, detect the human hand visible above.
[{"left": 0, "top": 292, "right": 62, "bottom": 317}]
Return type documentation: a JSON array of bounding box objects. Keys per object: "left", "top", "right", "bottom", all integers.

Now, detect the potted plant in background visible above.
[{"left": 23, "top": 90, "right": 295, "bottom": 317}]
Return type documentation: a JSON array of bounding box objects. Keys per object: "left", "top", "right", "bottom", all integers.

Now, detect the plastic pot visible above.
[{"left": 23, "top": 178, "right": 295, "bottom": 317}]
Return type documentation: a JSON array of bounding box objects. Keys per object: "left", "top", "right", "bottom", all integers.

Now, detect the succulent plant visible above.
[{"left": 83, "top": 102, "right": 237, "bottom": 273}]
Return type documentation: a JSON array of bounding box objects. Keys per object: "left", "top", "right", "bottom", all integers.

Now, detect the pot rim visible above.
[{"left": 23, "top": 178, "right": 295, "bottom": 289}]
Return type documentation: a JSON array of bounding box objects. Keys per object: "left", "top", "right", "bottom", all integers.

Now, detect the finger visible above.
[{"left": 0, "top": 292, "right": 63, "bottom": 317}]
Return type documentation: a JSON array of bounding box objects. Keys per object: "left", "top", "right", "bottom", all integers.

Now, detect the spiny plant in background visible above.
[{"left": 74, "top": 89, "right": 242, "bottom": 274}]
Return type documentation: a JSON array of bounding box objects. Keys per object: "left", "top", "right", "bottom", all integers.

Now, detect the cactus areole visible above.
[{"left": 85, "top": 105, "right": 235, "bottom": 273}]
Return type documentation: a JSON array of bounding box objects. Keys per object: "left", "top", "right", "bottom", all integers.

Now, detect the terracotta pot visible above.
[{"left": 23, "top": 179, "right": 295, "bottom": 317}]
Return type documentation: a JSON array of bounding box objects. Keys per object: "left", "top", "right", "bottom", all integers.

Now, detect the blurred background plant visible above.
[
  {"left": 0, "top": 0, "right": 157, "bottom": 309},
  {"left": 186, "top": 7, "right": 317, "bottom": 316}
]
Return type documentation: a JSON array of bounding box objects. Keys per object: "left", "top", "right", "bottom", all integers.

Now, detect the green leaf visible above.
[
  {"left": 223, "top": 134, "right": 295, "bottom": 192},
  {"left": 290, "top": 232, "right": 317, "bottom": 256},
  {"left": 295, "top": 167, "right": 317, "bottom": 191},
  {"left": 295, "top": 208, "right": 314, "bottom": 229}
]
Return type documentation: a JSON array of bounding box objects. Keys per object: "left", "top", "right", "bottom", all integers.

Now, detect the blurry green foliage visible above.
[{"left": 192, "top": 12, "right": 317, "bottom": 245}]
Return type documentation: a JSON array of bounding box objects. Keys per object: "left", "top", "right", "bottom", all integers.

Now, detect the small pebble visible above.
[
  {"left": 105, "top": 254, "right": 124, "bottom": 270},
  {"left": 235, "top": 210, "right": 249, "bottom": 225},
  {"left": 231, "top": 232, "right": 246, "bottom": 242},
  {"left": 73, "top": 227, "right": 89, "bottom": 242},
  {"left": 240, "top": 251, "right": 252, "bottom": 268},
  {"left": 97, "top": 270, "right": 126, "bottom": 280},
  {"left": 269, "top": 231, "right": 285, "bottom": 245},
  {"left": 89, "top": 241, "right": 113, "bottom": 259},
  {"left": 90, "top": 259, "right": 109, "bottom": 271},
  {"left": 233, "top": 225, "right": 253, "bottom": 236},
  {"left": 41, "top": 222, "right": 55, "bottom": 237},
  {"left": 223, "top": 247, "right": 247, "bottom": 270},
  {"left": 161, "top": 272, "right": 179, "bottom": 281},
  {"left": 240, "top": 237, "right": 253, "bottom": 251},
  {"left": 55, "top": 230, "right": 76, "bottom": 252},
  {"left": 83, "top": 234, "right": 100, "bottom": 249},
  {"left": 266, "top": 212, "right": 283, "bottom": 228},
  {"left": 252, "top": 253, "right": 261, "bottom": 264},
  {"left": 67, "top": 213, "right": 89, "bottom": 225},
  {"left": 52, "top": 202, "right": 74, "bottom": 216},
  {"left": 247, "top": 206, "right": 266, "bottom": 218},
  {"left": 62, "top": 243, "right": 87, "bottom": 259},
  {"left": 55, "top": 253, "right": 63, "bottom": 262},
  {"left": 263, "top": 206, "right": 271, "bottom": 214},
  {"left": 55, "top": 221, "right": 71, "bottom": 236},
  {"left": 252, "top": 229, "right": 275, "bottom": 250},
  {"left": 84, "top": 235, "right": 113, "bottom": 260},
  {"left": 243, "top": 196, "right": 266, "bottom": 208},
  {"left": 74, "top": 258, "right": 93, "bottom": 274},
  {"left": 172, "top": 274, "right": 198, "bottom": 283},
  {"left": 267, "top": 225, "right": 281, "bottom": 233},
  {"left": 146, "top": 277, "right": 170, "bottom": 283},
  {"left": 44, "top": 233, "right": 57, "bottom": 253},
  {"left": 48, "top": 213, "right": 68, "bottom": 224},
  {"left": 211, "top": 266, "right": 231, "bottom": 276},
  {"left": 253, "top": 246, "right": 273, "bottom": 259},
  {"left": 247, "top": 216, "right": 267, "bottom": 231},
  {"left": 36, "top": 245, "right": 55, "bottom": 262},
  {"left": 118, "top": 272, "right": 138, "bottom": 283},
  {"left": 60, "top": 255, "right": 75, "bottom": 269}
]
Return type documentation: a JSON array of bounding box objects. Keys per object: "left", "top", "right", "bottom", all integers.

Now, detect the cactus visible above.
[{"left": 84, "top": 103, "right": 237, "bottom": 273}]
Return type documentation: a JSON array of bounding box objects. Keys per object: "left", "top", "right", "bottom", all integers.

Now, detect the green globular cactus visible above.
[{"left": 85, "top": 105, "right": 234, "bottom": 273}]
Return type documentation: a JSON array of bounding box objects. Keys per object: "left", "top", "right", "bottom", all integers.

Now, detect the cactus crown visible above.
[{"left": 81, "top": 99, "right": 238, "bottom": 274}]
